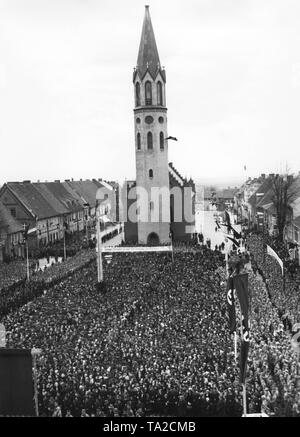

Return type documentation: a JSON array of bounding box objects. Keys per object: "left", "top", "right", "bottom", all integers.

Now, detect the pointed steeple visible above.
[{"left": 136, "top": 5, "right": 161, "bottom": 79}]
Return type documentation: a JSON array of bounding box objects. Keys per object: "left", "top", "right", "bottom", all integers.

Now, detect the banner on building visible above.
[
  {"left": 267, "top": 245, "right": 284, "bottom": 275},
  {"left": 101, "top": 246, "right": 173, "bottom": 253}
]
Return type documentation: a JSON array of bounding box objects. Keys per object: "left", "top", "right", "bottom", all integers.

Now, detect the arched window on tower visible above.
[
  {"left": 145, "top": 81, "right": 152, "bottom": 105},
  {"left": 157, "top": 81, "right": 163, "bottom": 105},
  {"left": 149, "top": 169, "right": 153, "bottom": 179},
  {"left": 147, "top": 132, "right": 153, "bottom": 150},
  {"left": 160, "top": 132, "right": 164, "bottom": 150},
  {"left": 137, "top": 133, "right": 141, "bottom": 150},
  {"left": 135, "top": 82, "right": 141, "bottom": 106}
]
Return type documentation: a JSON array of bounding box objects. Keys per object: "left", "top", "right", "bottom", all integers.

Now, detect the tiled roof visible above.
[
  {"left": 37, "top": 182, "right": 83, "bottom": 213},
  {"left": 7, "top": 182, "right": 58, "bottom": 219},
  {"left": 63, "top": 180, "right": 105, "bottom": 207},
  {"left": 247, "top": 178, "right": 272, "bottom": 207},
  {"left": 256, "top": 187, "right": 273, "bottom": 208}
]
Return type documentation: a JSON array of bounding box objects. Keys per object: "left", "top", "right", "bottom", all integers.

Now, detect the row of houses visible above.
[
  {"left": 234, "top": 172, "right": 300, "bottom": 249},
  {"left": 203, "top": 187, "right": 239, "bottom": 211},
  {"left": 0, "top": 179, "right": 119, "bottom": 261}
]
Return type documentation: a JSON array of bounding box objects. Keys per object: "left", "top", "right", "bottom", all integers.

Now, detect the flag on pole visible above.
[
  {"left": 244, "top": 165, "right": 247, "bottom": 171},
  {"left": 226, "top": 276, "right": 236, "bottom": 333},
  {"left": 266, "top": 245, "right": 284, "bottom": 275},
  {"left": 215, "top": 220, "right": 221, "bottom": 230},
  {"left": 233, "top": 273, "right": 250, "bottom": 384},
  {"left": 233, "top": 273, "right": 249, "bottom": 327},
  {"left": 225, "top": 235, "right": 240, "bottom": 248},
  {"left": 224, "top": 210, "right": 231, "bottom": 233},
  {"left": 227, "top": 223, "right": 242, "bottom": 240}
]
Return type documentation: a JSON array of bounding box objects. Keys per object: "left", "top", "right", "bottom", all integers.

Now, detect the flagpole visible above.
[
  {"left": 234, "top": 331, "right": 237, "bottom": 362},
  {"left": 31, "top": 348, "right": 41, "bottom": 417},
  {"left": 96, "top": 203, "right": 103, "bottom": 283},
  {"left": 26, "top": 240, "right": 30, "bottom": 281},
  {"left": 63, "top": 227, "right": 67, "bottom": 261},
  {"left": 226, "top": 250, "right": 237, "bottom": 361},
  {"left": 239, "top": 288, "right": 247, "bottom": 417},
  {"left": 242, "top": 383, "right": 247, "bottom": 416}
]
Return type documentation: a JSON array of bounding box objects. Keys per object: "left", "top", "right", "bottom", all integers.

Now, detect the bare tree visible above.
[{"left": 270, "top": 174, "right": 299, "bottom": 242}]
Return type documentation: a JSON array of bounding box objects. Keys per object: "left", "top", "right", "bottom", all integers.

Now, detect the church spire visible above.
[{"left": 136, "top": 5, "right": 161, "bottom": 79}]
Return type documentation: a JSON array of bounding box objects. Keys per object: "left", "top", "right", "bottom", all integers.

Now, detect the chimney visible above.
[
  {"left": 269, "top": 173, "right": 275, "bottom": 178},
  {"left": 261, "top": 174, "right": 266, "bottom": 179},
  {"left": 23, "top": 180, "right": 31, "bottom": 183},
  {"left": 54, "top": 180, "right": 60, "bottom": 183}
]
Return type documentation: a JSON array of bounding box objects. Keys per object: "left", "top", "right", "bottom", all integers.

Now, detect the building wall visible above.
[{"left": 0, "top": 187, "right": 34, "bottom": 227}]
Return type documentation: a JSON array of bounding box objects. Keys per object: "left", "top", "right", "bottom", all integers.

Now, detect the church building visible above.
[{"left": 124, "top": 6, "right": 195, "bottom": 245}]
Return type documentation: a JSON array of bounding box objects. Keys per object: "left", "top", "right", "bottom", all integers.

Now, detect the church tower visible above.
[{"left": 133, "top": 5, "right": 170, "bottom": 245}]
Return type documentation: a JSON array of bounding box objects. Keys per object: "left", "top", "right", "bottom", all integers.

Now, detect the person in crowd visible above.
[{"left": 1, "top": 232, "right": 300, "bottom": 417}]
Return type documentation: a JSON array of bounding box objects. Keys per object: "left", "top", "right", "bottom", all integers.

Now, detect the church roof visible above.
[{"left": 136, "top": 6, "right": 161, "bottom": 79}]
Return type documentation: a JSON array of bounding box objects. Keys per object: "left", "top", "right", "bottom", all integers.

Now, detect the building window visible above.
[
  {"left": 135, "top": 82, "right": 141, "bottom": 106},
  {"left": 150, "top": 201, "right": 154, "bottom": 211},
  {"left": 158, "top": 116, "right": 164, "bottom": 124},
  {"left": 136, "top": 117, "right": 141, "bottom": 124},
  {"left": 147, "top": 132, "right": 153, "bottom": 150},
  {"left": 145, "top": 115, "right": 154, "bottom": 124},
  {"left": 10, "top": 208, "right": 16, "bottom": 218},
  {"left": 157, "top": 81, "right": 163, "bottom": 105},
  {"left": 145, "top": 81, "right": 152, "bottom": 105},
  {"left": 160, "top": 132, "right": 164, "bottom": 150},
  {"left": 149, "top": 169, "right": 153, "bottom": 179},
  {"left": 137, "top": 133, "right": 141, "bottom": 150}
]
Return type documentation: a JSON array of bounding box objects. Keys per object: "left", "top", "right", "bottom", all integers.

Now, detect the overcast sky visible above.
[{"left": 1, "top": 0, "right": 300, "bottom": 187}]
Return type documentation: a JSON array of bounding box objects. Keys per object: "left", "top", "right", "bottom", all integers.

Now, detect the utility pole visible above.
[
  {"left": 23, "top": 223, "right": 30, "bottom": 281},
  {"left": 62, "top": 219, "right": 67, "bottom": 261},
  {"left": 96, "top": 202, "right": 103, "bottom": 283}
]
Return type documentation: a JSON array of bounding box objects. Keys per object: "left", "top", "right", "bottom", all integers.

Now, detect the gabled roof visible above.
[
  {"left": 256, "top": 187, "right": 273, "bottom": 208},
  {"left": 34, "top": 183, "right": 70, "bottom": 215},
  {"left": 136, "top": 6, "right": 162, "bottom": 80},
  {"left": 294, "top": 215, "right": 300, "bottom": 229},
  {"left": 6, "top": 182, "right": 58, "bottom": 219},
  {"left": 63, "top": 180, "right": 107, "bottom": 207},
  {"left": 169, "top": 162, "right": 186, "bottom": 187},
  {"left": 0, "top": 201, "right": 23, "bottom": 234},
  {"left": 248, "top": 178, "right": 273, "bottom": 207}
]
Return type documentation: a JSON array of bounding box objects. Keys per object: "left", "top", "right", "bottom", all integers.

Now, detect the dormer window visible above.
[
  {"left": 149, "top": 169, "right": 153, "bottom": 179},
  {"left": 145, "top": 81, "right": 152, "bottom": 105}
]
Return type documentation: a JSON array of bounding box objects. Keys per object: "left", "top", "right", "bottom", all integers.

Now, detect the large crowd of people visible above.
[
  {"left": 1, "top": 228, "right": 300, "bottom": 416},
  {"left": 0, "top": 249, "right": 96, "bottom": 319}
]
